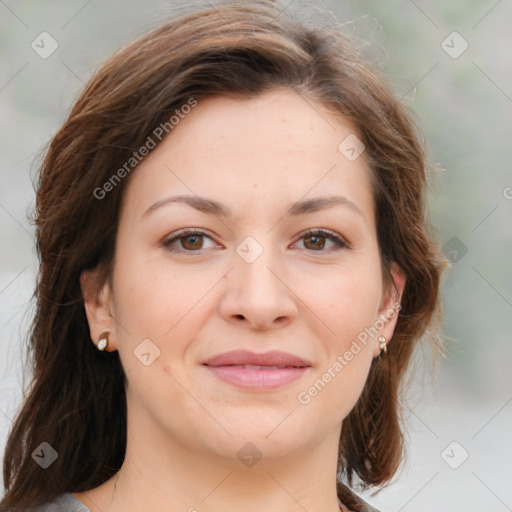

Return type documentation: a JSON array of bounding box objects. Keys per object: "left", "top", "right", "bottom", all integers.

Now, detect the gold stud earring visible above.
[
  {"left": 378, "top": 335, "right": 387, "bottom": 354},
  {"left": 97, "top": 331, "right": 110, "bottom": 351}
]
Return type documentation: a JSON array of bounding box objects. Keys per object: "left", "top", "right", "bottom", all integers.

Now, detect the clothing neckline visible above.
[{"left": 65, "top": 492, "right": 357, "bottom": 512}]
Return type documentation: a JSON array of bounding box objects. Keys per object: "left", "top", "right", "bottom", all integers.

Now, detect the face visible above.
[{"left": 83, "top": 89, "right": 404, "bottom": 465}]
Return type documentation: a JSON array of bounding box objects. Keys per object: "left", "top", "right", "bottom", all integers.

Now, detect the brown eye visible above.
[
  {"left": 296, "top": 229, "right": 348, "bottom": 252},
  {"left": 163, "top": 229, "right": 217, "bottom": 253},
  {"left": 180, "top": 234, "right": 204, "bottom": 250},
  {"left": 303, "top": 234, "right": 326, "bottom": 250}
]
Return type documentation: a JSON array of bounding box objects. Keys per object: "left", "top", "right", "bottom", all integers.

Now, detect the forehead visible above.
[
  {"left": 166, "top": 90, "right": 360, "bottom": 161},
  {"left": 121, "top": 89, "right": 374, "bottom": 223}
]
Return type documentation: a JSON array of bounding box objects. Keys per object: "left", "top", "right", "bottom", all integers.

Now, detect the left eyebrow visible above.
[{"left": 286, "top": 195, "right": 363, "bottom": 218}]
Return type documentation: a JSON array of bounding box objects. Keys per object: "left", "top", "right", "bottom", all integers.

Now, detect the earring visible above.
[
  {"left": 378, "top": 335, "right": 387, "bottom": 354},
  {"left": 97, "top": 331, "right": 110, "bottom": 351}
]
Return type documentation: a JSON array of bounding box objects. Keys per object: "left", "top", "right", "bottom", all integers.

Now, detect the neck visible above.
[{"left": 75, "top": 407, "right": 343, "bottom": 512}]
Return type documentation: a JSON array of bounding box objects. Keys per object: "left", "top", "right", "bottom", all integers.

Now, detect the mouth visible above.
[
  {"left": 215, "top": 364, "right": 303, "bottom": 370},
  {"left": 202, "top": 350, "right": 312, "bottom": 390}
]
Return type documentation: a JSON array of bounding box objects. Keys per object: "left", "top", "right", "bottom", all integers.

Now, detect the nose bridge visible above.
[
  {"left": 236, "top": 235, "right": 284, "bottom": 299},
  {"left": 220, "top": 233, "right": 298, "bottom": 328}
]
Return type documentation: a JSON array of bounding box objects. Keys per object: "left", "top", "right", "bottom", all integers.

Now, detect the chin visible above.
[{"left": 201, "top": 407, "right": 323, "bottom": 459}]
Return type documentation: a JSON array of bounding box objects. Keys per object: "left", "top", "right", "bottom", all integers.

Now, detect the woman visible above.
[{"left": 0, "top": 1, "right": 446, "bottom": 511}]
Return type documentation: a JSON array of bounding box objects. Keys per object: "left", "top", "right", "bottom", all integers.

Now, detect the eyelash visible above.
[{"left": 162, "top": 228, "right": 350, "bottom": 253}]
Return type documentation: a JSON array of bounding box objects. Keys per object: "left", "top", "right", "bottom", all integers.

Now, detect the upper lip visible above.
[{"left": 203, "top": 350, "right": 312, "bottom": 367}]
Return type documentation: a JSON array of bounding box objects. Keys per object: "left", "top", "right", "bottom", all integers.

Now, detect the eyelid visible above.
[
  {"left": 293, "top": 228, "right": 351, "bottom": 251},
  {"left": 162, "top": 227, "right": 351, "bottom": 254},
  {"left": 162, "top": 228, "right": 220, "bottom": 252}
]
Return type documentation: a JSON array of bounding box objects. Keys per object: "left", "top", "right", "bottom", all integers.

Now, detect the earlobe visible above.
[
  {"left": 80, "top": 270, "right": 117, "bottom": 351},
  {"left": 373, "top": 263, "right": 406, "bottom": 357}
]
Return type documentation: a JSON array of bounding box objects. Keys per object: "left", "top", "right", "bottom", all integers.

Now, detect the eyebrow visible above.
[{"left": 142, "top": 194, "right": 364, "bottom": 219}]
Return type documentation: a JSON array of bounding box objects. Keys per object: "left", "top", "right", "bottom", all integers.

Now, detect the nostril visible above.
[{"left": 235, "top": 314, "right": 245, "bottom": 319}]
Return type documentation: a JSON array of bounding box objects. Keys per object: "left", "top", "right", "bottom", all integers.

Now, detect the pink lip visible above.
[{"left": 202, "top": 350, "right": 312, "bottom": 391}]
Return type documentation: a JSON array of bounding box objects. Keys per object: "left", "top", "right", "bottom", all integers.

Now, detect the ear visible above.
[
  {"left": 80, "top": 270, "right": 118, "bottom": 351},
  {"left": 372, "top": 262, "right": 406, "bottom": 357}
]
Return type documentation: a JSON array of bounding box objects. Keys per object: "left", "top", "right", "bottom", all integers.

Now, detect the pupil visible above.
[
  {"left": 184, "top": 235, "right": 202, "bottom": 249},
  {"left": 307, "top": 235, "right": 325, "bottom": 250}
]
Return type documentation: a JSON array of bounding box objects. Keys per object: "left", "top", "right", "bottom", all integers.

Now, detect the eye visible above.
[
  {"left": 295, "top": 229, "right": 349, "bottom": 252},
  {"left": 162, "top": 228, "right": 350, "bottom": 254},
  {"left": 163, "top": 229, "right": 218, "bottom": 252}
]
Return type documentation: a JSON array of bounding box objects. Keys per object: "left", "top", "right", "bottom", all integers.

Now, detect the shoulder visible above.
[
  {"left": 28, "top": 494, "right": 90, "bottom": 512},
  {"left": 340, "top": 501, "right": 381, "bottom": 512},
  {"left": 339, "top": 497, "right": 381, "bottom": 512},
  {"left": 338, "top": 482, "right": 381, "bottom": 512}
]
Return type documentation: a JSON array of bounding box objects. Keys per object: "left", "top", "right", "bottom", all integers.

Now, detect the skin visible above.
[{"left": 78, "top": 89, "right": 405, "bottom": 512}]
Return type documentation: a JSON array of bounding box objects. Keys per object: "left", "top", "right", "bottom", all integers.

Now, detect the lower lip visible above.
[{"left": 204, "top": 365, "right": 309, "bottom": 390}]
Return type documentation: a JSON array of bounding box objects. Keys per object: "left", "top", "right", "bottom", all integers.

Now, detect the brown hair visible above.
[{"left": 1, "top": 0, "right": 446, "bottom": 509}]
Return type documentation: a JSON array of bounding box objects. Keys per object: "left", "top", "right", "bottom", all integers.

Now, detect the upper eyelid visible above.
[
  {"left": 163, "top": 228, "right": 217, "bottom": 245},
  {"left": 163, "top": 228, "right": 349, "bottom": 249}
]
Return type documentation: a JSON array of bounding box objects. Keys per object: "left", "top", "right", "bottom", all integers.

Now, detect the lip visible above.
[
  {"left": 203, "top": 350, "right": 312, "bottom": 367},
  {"left": 202, "top": 350, "right": 312, "bottom": 391}
]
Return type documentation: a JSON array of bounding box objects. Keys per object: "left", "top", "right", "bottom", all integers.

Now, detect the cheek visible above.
[
  {"left": 294, "top": 271, "right": 380, "bottom": 410},
  {"left": 112, "top": 251, "right": 208, "bottom": 338},
  {"left": 297, "top": 328, "right": 374, "bottom": 425},
  {"left": 303, "top": 266, "right": 383, "bottom": 341},
  {"left": 110, "top": 257, "right": 209, "bottom": 400},
  {"left": 110, "top": 253, "right": 226, "bottom": 388}
]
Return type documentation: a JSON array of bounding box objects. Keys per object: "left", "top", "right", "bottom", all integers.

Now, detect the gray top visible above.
[
  {"left": 35, "top": 491, "right": 378, "bottom": 512},
  {"left": 35, "top": 493, "right": 90, "bottom": 512}
]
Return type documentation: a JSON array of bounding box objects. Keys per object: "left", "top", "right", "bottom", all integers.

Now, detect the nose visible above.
[{"left": 218, "top": 244, "right": 298, "bottom": 331}]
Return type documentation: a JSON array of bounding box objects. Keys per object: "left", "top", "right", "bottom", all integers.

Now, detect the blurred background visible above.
[{"left": 0, "top": 1, "right": 511, "bottom": 510}]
